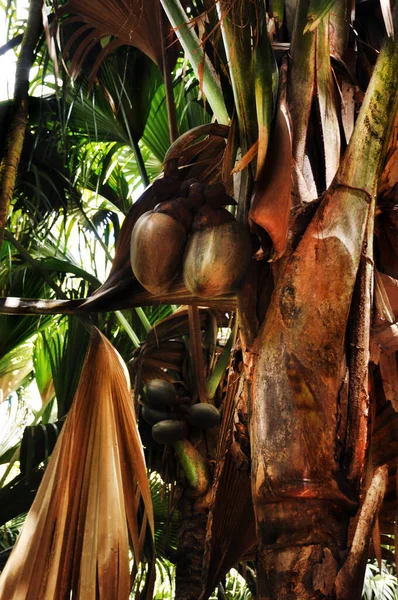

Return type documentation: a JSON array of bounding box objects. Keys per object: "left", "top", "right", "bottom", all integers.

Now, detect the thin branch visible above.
[
  {"left": 188, "top": 304, "right": 208, "bottom": 403},
  {"left": 160, "top": 0, "right": 229, "bottom": 125},
  {"left": 0, "top": 283, "right": 236, "bottom": 316},
  {"left": 0, "top": 297, "right": 84, "bottom": 315},
  {"left": 161, "top": 8, "right": 179, "bottom": 143},
  {"left": 335, "top": 464, "right": 389, "bottom": 600},
  {"left": 0, "top": 34, "right": 24, "bottom": 57},
  {"left": 132, "top": 137, "right": 150, "bottom": 189}
]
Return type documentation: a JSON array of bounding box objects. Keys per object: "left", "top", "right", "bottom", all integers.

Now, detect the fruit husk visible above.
[
  {"left": 152, "top": 420, "right": 188, "bottom": 444},
  {"left": 183, "top": 221, "right": 252, "bottom": 297},
  {"left": 153, "top": 199, "right": 193, "bottom": 232},
  {"left": 187, "top": 403, "right": 221, "bottom": 428},
  {"left": 204, "top": 182, "right": 226, "bottom": 201},
  {"left": 204, "top": 183, "right": 237, "bottom": 209},
  {"left": 130, "top": 211, "right": 186, "bottom": 295},
  {"left": 186, "top": 183, "right": 205, "bottom": 210},
  {"left": 191, "top": 206, "right": 235, "bottom": 232},
  {"left": 144, "top": 379, "right": 179, "bottom": 407}
]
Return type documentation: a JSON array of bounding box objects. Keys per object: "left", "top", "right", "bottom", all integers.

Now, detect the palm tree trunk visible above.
[
  {"left": 175, "top": 495, "right": 208, "bottom": 600},
  {"left": 0, "top": 0, "right": 43, "bottom": 249},
  {"left": 255, "top": 502, "right": 350, "bottom": 600},
  {"left": 248, "top": 22, "right": 398, "bottom": 598}
]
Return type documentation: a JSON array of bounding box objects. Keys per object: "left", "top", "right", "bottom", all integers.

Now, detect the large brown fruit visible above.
[
  {"left": 130, "top": 211, "right": 186, "bottom": 295},
  {"left": 183, "top": 221, "right": 252, "bottom": 297}
]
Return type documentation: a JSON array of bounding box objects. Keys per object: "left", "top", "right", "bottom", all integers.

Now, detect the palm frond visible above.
[
  {"left": 0, "top": 327, "right": 155, "bottom": 598},
  {"left": 41, "top": 315, "right": 90, "bottom": 418},
  {"left": 0, "top": 341, "right": 33, "bottom": 403},
  {"left": 58, "top": 0, "right": 178, "bottom": 80},
  {"left": 0, "top": 242, "right": 54, "bottom": 359}
]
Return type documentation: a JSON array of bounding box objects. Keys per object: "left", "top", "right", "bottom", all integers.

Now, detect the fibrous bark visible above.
[
  {"left": 175, "top": 497, "right": 208, "bottom": 600},
  {"left": 247, "top": 19, "right": 398, "bottom": 599}
]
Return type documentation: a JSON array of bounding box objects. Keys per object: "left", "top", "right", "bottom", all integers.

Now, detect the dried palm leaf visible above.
[
  {"left": 380, "top": 0, "right": 394, "bottom": 38},
  {"left": 376, "top": 210, "right": 398, "bottom": 278},
  {"left": 59, "top": 0, "right": 176, "bottom": 80},
  {"left": 132, "top": 306, "right": 224, "bottom": 386},
  {"left": 372, "top": 386, "right": 398, "bottom": 469},
  {"left": 373, "top": 271, "right": 398, "bottom": 410},
  {"left": 0, "top": 328, "right": 155, "bottom": 599}
]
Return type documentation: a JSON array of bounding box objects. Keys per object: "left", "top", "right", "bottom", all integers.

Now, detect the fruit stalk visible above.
[{"left": 173, "top": 439, "right": 210, "bottom": 495}]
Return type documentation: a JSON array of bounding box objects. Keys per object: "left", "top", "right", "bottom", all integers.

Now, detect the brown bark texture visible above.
[
  {"left": 247, "top": 23, "right": 398, "bottom": 599},
  {"left": 0, "top": 0, "right": 43, "bottom": 249},
  {"left": 175, "top": 497, "right": 208, "bottom": 600}
]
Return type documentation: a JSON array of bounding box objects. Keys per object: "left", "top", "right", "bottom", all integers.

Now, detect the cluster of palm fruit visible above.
[
  {"left": 141, "top": 379, "right": 221, "bottom": 444},
  {"left": 130, "top": 175, "right": 252, "bottom": 296}
]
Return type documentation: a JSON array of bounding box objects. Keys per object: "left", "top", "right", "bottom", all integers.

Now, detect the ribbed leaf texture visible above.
[{"left": 0, "top": 328, "right": 155, "bottom": 600}]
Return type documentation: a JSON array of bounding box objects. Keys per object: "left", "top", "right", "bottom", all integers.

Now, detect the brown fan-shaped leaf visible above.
[
  {"left": 59, "top": 0, "right": 173, "bottom": 74},
  {"left": 0, "top": 328, "right": 155, "bottom": 599},
  {"left": 131, "top": 306, "right": 225, "bottom": 386}
]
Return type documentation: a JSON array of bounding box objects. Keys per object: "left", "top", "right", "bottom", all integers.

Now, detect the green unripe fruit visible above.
[
  {"left": 152, "top": 420, "right": 188, "bottom": 444},
  {"left": 187, "top": 403, "right": 221, "bottom": 428},
  {"left": 141, "top": 405, "right": 172, "bottom": 425},
  {"left": 144, "top": 379, "right": 178, "bottom": 407}
]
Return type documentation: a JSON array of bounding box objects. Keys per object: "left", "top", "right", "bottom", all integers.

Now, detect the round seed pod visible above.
[
  {"left": 183, "top": 220, "right": 252, "bottom": 297},
  {"left": 180, "top": 178, "right": 200, "bottom": 197},
  {"left": 152, "top": 420, "right": 188, "bottom": 444},
  {"left": 153, "top": 176, "right": 181, "bottom": 202},
  {"left": 204, "top": 182, "right": 226, "bottom": 200},
  {"left": 187, "top": 403, "right": 221, "bottom": 428},
  {"left": 153, "top": 199, "right": 193, "bottom": 232},
  {"left": 145, "top": 379, "right": 179, "bottom": 407},
  {"left": 191, "top": 206, "right": 234, "bottom": 232},
  {"left": 187, "top": 182, "right": 205, "bottom": 209},
  {"left": 141, "top": 405, "right": 172, "bottom": 425},
  {"left": 189, "top": 182, "right": 204, "bottom": 196},
  {"left": 130, "top": 211, "right": 186, "bottom": 295}
]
